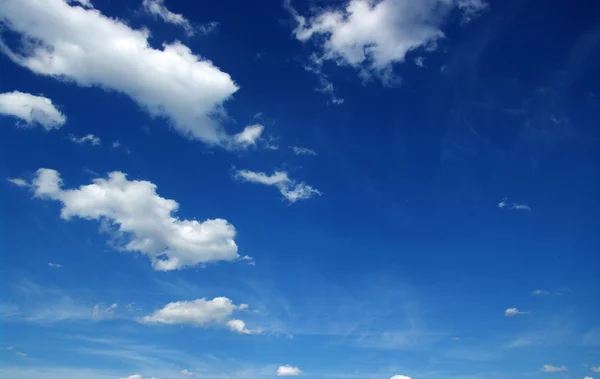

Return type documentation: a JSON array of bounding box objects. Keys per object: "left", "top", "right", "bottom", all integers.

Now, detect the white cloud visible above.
[
  {"left": 414, "top": 57, "right": 425, "bottom": 67},
  {"left": 5, "top": 346, "right": 14, "bottom": 350},
  {"left": 0, "top": 91, "right": 66, "bottom": 130},
  {"left": 23, "top": 168, "right": 238, "bottom": 270},
  {"left": 231, "top": 124, "right": 265, "bottom": 149},
  {"left": 584, "top": 377, "right": 593, "bottom": 379},
  {"left": 239, "top": 304, "right": 249, "bottom": 311},
  {"left": 68, "top": 134, "right": 101, "bottom": 146},
  {"left": 234, "top": 170, "right": 322, "bottom": 203},
  {"left": 15, "top": 352, "right": 28, "bottom": 357},
  {"left": 141, "top": 297, "right": 256, "bottom": 334},
  {"left": 505, "top": 308, "right": 527, "bottom": 317},
  {"left": 531, "top": 289, "right": 549, "bottom": 296},
  {"left": 592, "top": 366, "right": 600, "bottom": 373},
  {"left": 7, "top": 178, "right": 28, "bottom": 187},
  {"left": 457, "top": 0, "right": 489, "bottom": 23},
  {"left": 120, "top": 376, "right": 142, "bottom": 379},
  {"left": 92, "top": 303, "right": 117, "bottom": 320},
  {"left": 390, "top": 376, "right": 412, "bottom": 379},
  {"left": 498, "top": 198, "right": 531, "bottom": 212},
  {"left": 142, "top": 0, "right": 194, "bottom": 36},
  {"left": 0, "top": 0, "right": 241, "bottom": 146},
  {"left": 181, "top": 369, "right": 195, "bottom": 376},
  {"left": 48, "top": 263, "right": 62, "bottom": 268},
  {"left": 303, "top": 54, "right": 344, "bottom": 104},
  {"left": 288, "top": 0, "right": 487, "bottom": 82},
  {"left": 542, "top": 365, "right": 568, "bottom": 373},
  {"left": 290, "top": 146, "right": 317, "bottom": 156},
  {"left": 498, "top": 198, "right": 507, "bottom": 208},
  {"left": 277, "top": 365, "right": 302, "bottom": 376}
]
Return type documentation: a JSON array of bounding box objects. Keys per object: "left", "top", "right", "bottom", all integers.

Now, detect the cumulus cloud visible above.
[
  {"left": 68, "top": 134, "right": 101, "bottom": 146},
  {"left": 7, "top": 178, "right": 28, "bottom": 187},
  {"left": 181, "top": 369, "right": 195, "bottom": 376},
  {"left": 230, "top": 124, "right": 265, "bottom": 149},
  {"left": 0, "top": 0, "right": 242, "bottom": 146},
  {"left": 0, "top": 91, "right": 66, "bottom": 130},
  {"left": 290, "top": 146, "right": 317, "bottom": 156},
  {"left": 390, "top": 376, "right": 412, "bottom": 379},
  {"left": 22, "top": 168, "right": 239, "bottom": 270},
  {"left": 141, "top": 297, "right": 257, "bottom": 334},
  {"left": 234, "top": 170, "right": 322, "bottom": 203},
  {"left": 277, "top": 365, "right": 302, "bottom": 376},
  {"left": 505, "top": 308, "right": 527, "bottom": 317},
  {"left": 142, "top": 0, "right": 194, "bottom": 36},
  {"left": 288, "top": 0, "right": 487, "bottom": 82},
  {"left": 541, "top": 365, "right": 568, "bottom": 373}
]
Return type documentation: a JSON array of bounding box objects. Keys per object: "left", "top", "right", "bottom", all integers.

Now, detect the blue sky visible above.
[{"left": 1, "top": 0, "right": 599, "bottom": 378}]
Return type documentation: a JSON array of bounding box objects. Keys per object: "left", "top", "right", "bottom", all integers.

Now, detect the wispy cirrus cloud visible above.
[
  {"left": 541, "top": 364, "right": 567, "bottom": 373},
  {"left": 234, "top": 169, "right": 322, "bottom": 203}
]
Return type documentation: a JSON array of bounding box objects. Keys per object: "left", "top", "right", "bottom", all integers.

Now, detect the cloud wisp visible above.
[{"left": 234, "top": 169, "right": 322, "bottom": 203}]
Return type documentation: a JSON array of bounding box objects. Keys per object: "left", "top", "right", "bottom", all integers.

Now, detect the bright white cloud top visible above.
[
  {"left": 277, "top": 365, "right": 302, "bottom": 376},
  {"left": 0, "top": 0, "right": 244, "bottom": 146},
  {"left": 0, "top": 91, "right": 66, "bottom": 130},
  {"left": 141, "top": 297, "right": 257, "bottom": 334},
  {"left": 541, "top": 365, "right": 568, "bottom": 373},
  {"left": 22, "top": 168, "right": 239, "bottom": 270},
  {"left": 505, "top": 308, "right": 527, "bottom": 317},
  {"left": 289, "top": 0, "right": 487, "bottom": 82},
  {"left": 235, "top": 169, "right": 322, "bottom": 203}
]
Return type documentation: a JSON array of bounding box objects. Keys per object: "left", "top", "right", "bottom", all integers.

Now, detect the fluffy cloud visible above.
[
  {"left": 0, "top": 0, "right": 244, "bottom": 146},
  {"left": 288, "top": 0, "right": 487, "bottom": 82},
  {"left": 290, "top": 146, "right": 317, "bottom": 156},
  {"left": 22, "top": 168, "right": 238, "bottom": 270},
  {"left": 277, "top": 365, "right": 302, "bottom": 376},
  {"left": 0, "top": 91, "right": 66, "bottom": 130},
  {"left": 541, "top": 365, "right": 568, "bottom": 373},
  {"left": 230, "top": 124, "right": 265, "bottom": 149},
  {"left": 181, "top": 369, "right": 195, "bottom": 376},
  {"left": 142, "top": 0, "right": 194, "bottom": 36},
  {"left": 505, "top": 308, "right": 527, "bottom": 317},
  {"left": 68, "top": 134, "right": 101, "bottom": 146},
  {"left": 234, "top": 170, "right": 321, "bottom": 203},
  {"left": 390, "top": 376, "right": 412, "bottom": 379},
  {"left": 141, "top": 297, "right": 257, "bottom": 334}
]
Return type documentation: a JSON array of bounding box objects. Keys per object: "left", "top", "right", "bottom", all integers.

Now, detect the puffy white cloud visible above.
[
  {"left": 390, "top": 376, "right": 412, "bottom": 379},
  {"left": 0, "top": 91, "right": 66, "bottom": 130},
  {"left": 141, "top": 297, "right": 256, "bottom": 334},
  {"left": 0, "top": 0, "right": 241, "bottom": 146},
  {"left": 68, "top": 134, "right": 101, "bottom": 146},
  {"left": 542, "top": 365, "right": 568, "bottom": 373},
  {"left": 47, "top": 263, "right": 62, "bottom": 268},
  {"left": 277, "top": 365, "right": 302, "bottom": 376},
  {"left": 23, "top": 168, "right": 238, "bottom": 270},
  {"left": 181, "top": 369, "right": 194, "bottom": 376},
  {"left": 142, "top": 0, "right": 194, "bottom": 36},
  {"left": 505, "top": 308, "right": 527, "bottom": 317},
  {"left": 290, "top": 146, "right": 317, "bottom": 156},
  {"left": 7, "top": 178, "right": 29, "bottom": 187},
  {"left": 234, "top": 170, "right": 321, "bottom": 203},
  {"left": 231, "top": 124, "right": 265, "bottom": 149},
  {"left": 288, "top": 0, "right": 487, "bottom": 82}
]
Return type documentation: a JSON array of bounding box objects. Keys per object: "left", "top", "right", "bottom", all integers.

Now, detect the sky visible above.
[{"left": 0, "top": 0, "right": 599, "bottom": 378}]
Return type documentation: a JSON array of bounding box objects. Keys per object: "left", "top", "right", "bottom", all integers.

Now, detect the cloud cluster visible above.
[
  {"left": 0, "top": 91, "right": 66, "bottom": 130},
  {"left": 23, "top": 168, "right": 239, "bottom": 271},
  {"left": 277, "top": 365, "right": 302, "bottom": 376},
  {"left": 234, "top": 170, "right": 322, "bottom": 203},
  {"left": 0, "top": 0, "right": 245, "bottom": 146},
  {"left": 288, "top": 0, "right": 488, "bottom": 82},
  {"left": 141, "top": 297, "right": 257, "bottom": 334}
]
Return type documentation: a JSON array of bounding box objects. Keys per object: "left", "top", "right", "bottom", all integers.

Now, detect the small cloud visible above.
[
  {"left": 277, "top": 365, "right": 302, "bottom": 376},
  {"left": 48, "top": 263, "right": 62, "bottom": 268},
  {"left": 68, "top": 134, "right": 101, "bottom": 146},
  {"left": 112, "top": 140, "right": 131, "bottom": 154},
  {"left": 390, "top": 376, "right": 412, "bottom": 379},
  {"left": 226, "top": 319, "right": 259, "bottom": 335},
  {"left": 7, "top": 178, "right": 28, "bottom": 187},
  {"left": 290, "top": 146, "right": 317, "bottom": 156},
  {"left": 181, "top": 369, "right": 195, "bottom": 376},
  {"left": 92, "top": 303, "right": 118, "bottom": 320},
  {"left": 541, "top": 365, "right": 567, "bottom": 373},
  {"left": 498, "top": 198, "right": 507, "bottom": 208},
  {"left": 531, "top": 289, "right": 549, "bottom": 296},
  {"left": 452, "top": 337, "right": 460, "bottom": 341},
  {"left": 15, "top": 351, "right": 28, "bottom": 357},
  {"left": 239, "top": 255, "right": 255, "bottom": 265},
  {"left": 234, "top": 169, "right": 322, "bottom": 203},
  {"left": 498, "top": 198, "right": 531, "bottom": 212},
  {"left": 592, "top": 366, "right": 600, "bottom": 373},
  {"left": 142, "top": 0, "right": 196, "bottom": 36},
  {"left": 414, "top": 57, "right": 425, "bottom": 67},
  {"left": 505, "top": 308, "right": 527, "bottom": 317},
  {"left": 238, "top": 304, "right": 249, "bottom": 311},
  {"left": 584, "top": 377, "right": 593, "bottom": 379},
  {"left": 5, "top": 346, "right": 14, "bottom": 350}
]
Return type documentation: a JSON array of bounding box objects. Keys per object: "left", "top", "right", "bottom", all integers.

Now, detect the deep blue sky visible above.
[{"left": 1, "top": 0, "right": 599, "bottom": 379}]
